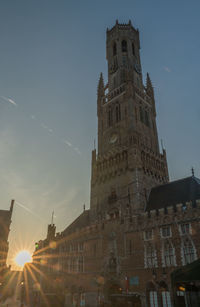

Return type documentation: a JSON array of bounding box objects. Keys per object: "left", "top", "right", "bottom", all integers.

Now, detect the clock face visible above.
[{"left": 110, "top": 134, "right": 118, "bottom": 144}]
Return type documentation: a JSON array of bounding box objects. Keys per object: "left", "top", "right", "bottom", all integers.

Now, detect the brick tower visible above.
[{"left": 90, "top": 20, "right": 168, "bottom": 220}]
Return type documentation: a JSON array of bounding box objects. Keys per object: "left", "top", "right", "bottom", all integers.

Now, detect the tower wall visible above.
[{"left": 91, "top": 21, "right": 169, "bottom": 217}]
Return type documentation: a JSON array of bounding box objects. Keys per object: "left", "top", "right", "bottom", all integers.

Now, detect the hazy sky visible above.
[{"left": 0, "top": 0, "right": 199, "bottom": 269}]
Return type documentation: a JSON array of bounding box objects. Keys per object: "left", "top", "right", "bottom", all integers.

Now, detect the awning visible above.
[{"left": 171, "top": 259, "right": 200, "bottom": 283}]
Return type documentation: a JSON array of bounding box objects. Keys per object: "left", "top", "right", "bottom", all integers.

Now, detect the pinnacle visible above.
[
  {"left": 97, "top": 72, "right": 104, "bottom": 95},
  {"left": 146, "top": 72, "right": 152, "bottom": 88}
]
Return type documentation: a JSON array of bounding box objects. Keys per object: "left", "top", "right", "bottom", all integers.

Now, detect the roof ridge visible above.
[{"left": 152, "top": 176, "right": 198, "bottom": 190}]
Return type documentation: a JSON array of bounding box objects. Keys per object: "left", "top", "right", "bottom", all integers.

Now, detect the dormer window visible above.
[
  {"left": 121, "top": 40, "right": 127, "bottom": 52},
  {"left": 113, "top": 42, "right": 117, "bottom": 56}
]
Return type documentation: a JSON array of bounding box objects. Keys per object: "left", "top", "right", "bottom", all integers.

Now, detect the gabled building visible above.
[
  {"left": 0, "top": 200, "right": 14, "bottom": 271},
  {"left": 32, "top": 21, "right": 200, "bottom": 307}
]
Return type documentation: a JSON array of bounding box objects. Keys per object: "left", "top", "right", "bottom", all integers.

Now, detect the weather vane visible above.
[{"left": 191, "top": 167, "right": 195, "bottom": 177}]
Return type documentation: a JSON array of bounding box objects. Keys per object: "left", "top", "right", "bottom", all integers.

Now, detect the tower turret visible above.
[
  {"left": 146, "top": 73, "right": 156, "bottom": 116},
  {"left": 97, "top": 73, "right": 104, "bottom": 116}
]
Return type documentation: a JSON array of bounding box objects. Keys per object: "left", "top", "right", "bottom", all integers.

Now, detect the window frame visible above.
[{"left": 160, "top": 226, "right": 171, "bottom": 238}]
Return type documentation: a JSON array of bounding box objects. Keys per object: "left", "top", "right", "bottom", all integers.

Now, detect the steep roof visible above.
[
  {"left": 146, "top": 176, "right": 200, "bottom": 211},
  {"left": 62, "top": 209, "right": 90, "bottom": 236}
]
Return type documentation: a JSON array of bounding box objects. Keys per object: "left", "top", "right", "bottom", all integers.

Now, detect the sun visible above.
[{"left": 15, "top": 250, "right": 32, "bottom": 267}]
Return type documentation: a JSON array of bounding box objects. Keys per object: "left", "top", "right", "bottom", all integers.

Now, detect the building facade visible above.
[
  {"left": 32, "top": 21, "right": 200, "bottom": 307},
  {"left": 0, "top": 199, "right": 14, "bottom": 271}
]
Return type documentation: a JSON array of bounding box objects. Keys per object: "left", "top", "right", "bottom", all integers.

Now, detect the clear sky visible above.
[{"left": 0, "top": 0, "right": 199, "bottom": 269}]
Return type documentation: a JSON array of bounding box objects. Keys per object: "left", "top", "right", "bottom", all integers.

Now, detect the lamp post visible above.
[{"left": 20, "top": 280, "right": 25, "bottom": 307}]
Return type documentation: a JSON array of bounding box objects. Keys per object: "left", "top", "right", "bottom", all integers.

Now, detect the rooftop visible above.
[{"left": 146, "top": 176, "right": 200, "bottom": 211}]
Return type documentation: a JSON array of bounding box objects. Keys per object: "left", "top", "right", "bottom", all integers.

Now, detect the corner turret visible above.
[{"left": 97, "top": 73, "right": 104, "bottom": 116}]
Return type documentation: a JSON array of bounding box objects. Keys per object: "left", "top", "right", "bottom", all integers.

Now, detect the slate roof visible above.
[
  {"left": 171, "top": 258, "right": 200, "bottom": 283},
  {"left": 146, "top": 176, "right": 200, "bottom": 211},
  {"left": 62, "top": 209, "right": 90, "bottom": 236}
]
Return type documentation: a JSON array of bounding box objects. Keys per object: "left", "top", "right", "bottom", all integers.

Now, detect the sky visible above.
[{"left": 0, "top": 0, "right": 199, "bottom": 269}]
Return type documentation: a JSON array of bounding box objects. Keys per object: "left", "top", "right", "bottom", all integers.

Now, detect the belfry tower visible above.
[{"left": 90, "top": 21, "right": 168, "bottom": 220}]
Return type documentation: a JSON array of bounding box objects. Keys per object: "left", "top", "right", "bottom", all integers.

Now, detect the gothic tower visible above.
[{"left": 90, "top": 20, "right": 168, "bottom": 220}]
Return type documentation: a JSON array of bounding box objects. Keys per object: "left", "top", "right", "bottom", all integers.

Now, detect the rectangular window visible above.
[
  {"left": 144, "top": 230, "right": 153, "bottom": 240},
  {"left": 78, "top": 256, "right": 84, "bottom": 273},
  {"left": 161, "top": 226, "right": 171, "bottom": 238},
  {"left": 150, "top": 291, "right": 158, "bottom": 307},
  {"left": 162, "top": 291, "right": 172, "bottom": 307},
  {"left": 79, "top": 242, "right": 84, "bottom": 252},
  {"left": 180, "top": 223, "right": 190, "bottom": 235},
  {"left": 146, "top": 246, "right": 157, "bottom": 268},
  {"left": 127, "top": 239, "right": 133, "bottom": 255}
]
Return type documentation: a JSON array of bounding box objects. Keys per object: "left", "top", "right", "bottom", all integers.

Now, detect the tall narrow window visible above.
[
  {"left": 121, "top": 69, "right": 126, "bottom": 83},
  {"left": 162, "top": 291, "right": 172, "bottom": 307},
  {"left": 182, "top": 239, "right": 196, "bottom": 265},
  {"left": 122, "top": 40, "right": 127, "bottom": 52},
  {"left": 108, "top": 108, "right": 112, "bottom": 127},
  {"left": 116, "top": 103, "right": 121, "bottom": 122},
  {"left": 132, "top": 42, "right": 135, "bottom": 55},
  {"left": 145, "top": 110, "right": 150, "bottom": 127},
  {"left": 113, "top": 42, "right": 117, "bottom": 56},
  {"left": 150, "top": 291, "right": 158, "bottom": 307},
  {"left": 140, "top": 106, "right": 144, "bottom": 123},
  {"left": 163, "top": 241, "right": 175, "bottom": 267},
  {"left": 127, "top": 239, "right": 133, "bottom": 255},
  {"left": 145, "top": 244, "right": 157, "bottom": 268},
  {"left": 78, "top": 256, "right": 84, "bottom": 272}
]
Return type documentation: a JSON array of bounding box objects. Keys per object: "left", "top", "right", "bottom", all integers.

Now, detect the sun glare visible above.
[{"left": 15, "top": 250, "right": 32, "bottom": 267}]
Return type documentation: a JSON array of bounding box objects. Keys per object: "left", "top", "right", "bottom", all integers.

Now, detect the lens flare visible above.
[{"left": 15, "top": 250, "right": 32, "bottom": 267}]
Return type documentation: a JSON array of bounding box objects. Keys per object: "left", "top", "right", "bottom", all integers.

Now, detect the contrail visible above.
[
  {"left": 1, "top": 96, "right": 17, "bottom": 106},
  {"left": 0, "top": 95, "right": 81, "bottom": 156},
  {"left": 15, "top": 201, "right": 45, "bottom": 222},
  {"left": 63, "top": 139, "right": 72, "bottom": 147}
]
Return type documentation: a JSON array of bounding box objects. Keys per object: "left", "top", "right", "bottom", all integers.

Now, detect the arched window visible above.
[
  {"left": 132, "top": 42, "right": 135, "bottom": 55},
  {"left": 113, "top": 42, "right": 117, "bottom": 56},
  {"left": 162, "top": 241, "right": 176, "bottom": 267},
  {"left": 121, "top": 40, "right": 127, "bottom": 52},
  {"left": 181, "top": 239, "right": 197, "bottom": 265},
  {"left": 116, "top": 103, "right": 121, "bottom": 122}
]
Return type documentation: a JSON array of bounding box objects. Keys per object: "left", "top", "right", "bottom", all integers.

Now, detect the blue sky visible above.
[{"left": 0, "top": 0, "right": 199, "bottom": 268}]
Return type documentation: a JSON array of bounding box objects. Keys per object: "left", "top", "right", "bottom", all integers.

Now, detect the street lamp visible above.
[{"left": 20, "top": 281, "right": 25, "bottom": 307}]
